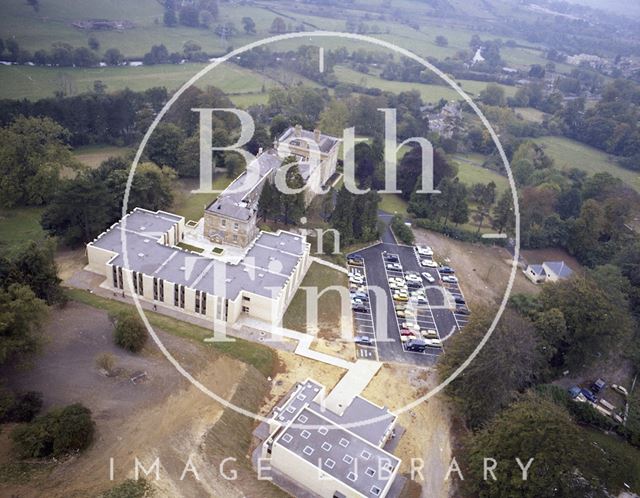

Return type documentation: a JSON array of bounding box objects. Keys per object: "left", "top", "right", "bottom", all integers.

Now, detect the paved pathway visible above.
[{"left": 310, "top": 255, "right": 349, "bottom": 274}]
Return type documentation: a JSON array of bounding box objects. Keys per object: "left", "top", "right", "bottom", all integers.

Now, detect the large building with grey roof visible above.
[
  {"left": 86, "top": 208, "right": 310, "bottom": 325},
  {"left": 204, "top": 126, "right": 340, "bottom": 248},
  {"left": 256, "top": 379, "right": 402, "bottom": 498}
]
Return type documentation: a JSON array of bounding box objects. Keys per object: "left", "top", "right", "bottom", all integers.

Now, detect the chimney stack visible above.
[
  {"left": 258, "top": 147, "right": 263, "bottom": 155},
  {"left": 314, "top": 128, "right": 321, "bottom": 142},
  {"left": 294, "top": 124, "right": 302, "bottom": 137}
]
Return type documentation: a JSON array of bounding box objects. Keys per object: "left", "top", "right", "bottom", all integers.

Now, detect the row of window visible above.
[
  {"left": 112, "top": 266, "right": 220, "bottom": 317},
  {"left": 220, "top": 218, "right": 240, "bottom": 231}
]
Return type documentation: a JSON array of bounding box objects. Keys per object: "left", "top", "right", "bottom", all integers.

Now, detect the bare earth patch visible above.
[{"left": 414, "top": 227, "right": 539, "bottom": 308}]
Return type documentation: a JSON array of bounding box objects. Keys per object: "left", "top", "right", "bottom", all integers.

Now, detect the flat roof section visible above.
[
  {"left": 275, "top": 406, "right": 400, "bottom": 498},
  {"left": 278, "top": 126, "right": 340, "bottom": 154},
  {"left": 90, "top": 209, "right": 308, "bottom": 301}
]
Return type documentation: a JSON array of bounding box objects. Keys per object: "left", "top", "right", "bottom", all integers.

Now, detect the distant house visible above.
[{"left": 524, "top": 261, "right": 573, "bottom": 284}]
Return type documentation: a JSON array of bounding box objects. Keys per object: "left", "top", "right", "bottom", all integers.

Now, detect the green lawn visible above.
[
  {"left": 283, "top": 262, "right": 348, "bottom": 338},
  {"left": 452, "top": 153, "right": 509, "bottom": 192},
  {"left": 73, "top": 144, "right": 132, "bottom": 169},
  {"left": 170, "top": 174, "right": 236, "bottom": 223},
  {"left": 513, "top": 107, "right": 547, "bottom": 123},
  {"left": 333, "top": 65, "right": 516, "bottom": 103},
  {"left": 66, "top": 288, "right": 276, "bottom": 377},
  {"left": 534, "top": 136, "right": 640, "bottom": 192},
  {"left": 0, "top": 207, "right": 45, "bottom": 255},
  {"left": 379, "top": 194, "right": 409, "bottom": 215}
]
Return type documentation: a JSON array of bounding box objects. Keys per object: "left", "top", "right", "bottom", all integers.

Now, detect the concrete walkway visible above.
[
  {"left": 310, "top": 256, "right": 349, "bottom": 274},
  {"left": 323, "top": 360, "right": 382, "bottom": 414}
]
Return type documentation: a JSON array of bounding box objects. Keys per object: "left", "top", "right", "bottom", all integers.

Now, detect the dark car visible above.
[
  {"left": 355, "top": 335, "right": 373, "bottom": 346},
  {"left": 384, "top": 254, "right": 399, "bottom": 262},
  {"left": 455, "top": 306, "right": 470, "bottom": 315},
  {"left": 454, "top": 296, "right": 466, "bottom": 305},
  {"left": 405, "top": 338, "right": 427, "bottom": 352},
  {"left": 407, "top": 281, "right": 422, "bottom": 289},
  {"left": 591, "top": 378, "right": 606, "bottom": 393},
  {"left": 350, "top": 292, "right": 369, "bottom": 302},
  {"left": 439, "top": 266, "right": 455, "bottom": 274},
  {"left": 352, "top": 304, "right": 369, "bottom": 313},
  {"left": 581, "top": 388, "right": 598, "bottom": 403}
]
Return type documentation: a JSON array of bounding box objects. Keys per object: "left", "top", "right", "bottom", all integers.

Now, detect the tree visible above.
[
  {"left": 73, "top": 47, "right": 99, "bottom": 67},
  {"left": 163, "top": 7, "right": 178, "bottom": 27},
  {"left": 101, "top": 479, "right": 152, "bottom": 498},
  {"left": 0, "top": 116, "right": 76, "bottom": 208},
  {"left": 435, "top": 35, "right": 448, "bottom": 47},
  {"left": 93, "top": 80, "right": 107, "bottom": 94},
  {"left": 331, "top": 186, "right": 355, "bottom": 245},
  {"left": 318, "top": 100, "right": 349, "bottom": 138},
  {"left": 179, "top": 5, "right": 200, "bottom": 27},
  {"left": 438, "top": 308, "right": 542, "bottom": 428},
  {"left": 146, "top": 123, "right": 185, "bottom": 167},
  {"left": 11, "top": 403, "right": 95, "bottom": 459},
  {"left": 463, "top": 393, "right": 618, "bottom": 497},
  {"left": 257, "top": 180, "right": 280, "bottom": 223},
  {"left": 492, "top": 190, "right": 514, "bottom": 234},
  {"left": 112, "top": 311, "right": 147, "bottom": 353},
  {"left": 10, "top": 240, "right": 64, "bottom": 304},
  {"left": 280, "top": 158, "right": 306, "bottom": 225},
  {"left": 472, "top": 181, "right": 496, "bottom": 234},
  {"left": 242, "top": 16, "right": 256, "bottom": 34},
  {"left": 103, "top": 48, "right": 124, "bottom": 66},
  {"left": 0, "top": 285, "right": 47, "bottom": 366},
  {"left": 391, "top": 215, "right": 414, "bottom": 244},
  {"left": 88, "top": 36, "right": 100, "bottom": 51},
  {"left": 270, "top": 17, "right": 287, "bottom": 34},
  {"left": 0, "top": 390, "right": 42, "bottom": 423},
  {"left": 479, "top": 83, "right": 506, "bottom": 106}
]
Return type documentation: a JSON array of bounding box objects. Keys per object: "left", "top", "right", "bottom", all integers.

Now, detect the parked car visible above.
[
  {"left": 455, "top": 306, "right": 469, "bottom": 315},
  {"left": 416, "top": 245, "right": 433, "bottom": 256},
  {"left": 384, "top": 253, "right": 399, "bottom": 262},
  {"left": 581, "top": 388, "right": 598, "bottom": 403},
  {"left": 612, "top": 384, "right": 629, "bottom": 396},
  {"left": 591, "top": 378, "right": 606, "bottom": 393},
  {"left": 442, "top": 275, "right": 458, "bottom": 284},
  {"left": 406, "top": 338, "right": 427, "bottom": 352},
  {"left": 454, "top": 296, "right": 466, "bottom": 305},
  {"left": 347, "top": 256, "right": 364, "bottom": 266},
  {"left": 405, "top": 274, "right": 421, "bottom": 283},
  {"left": 393, "top": 293, "right": 409, "bottom": 302},
  {"left": 400, "top": 328, "right": 414, "bottom": 336},
  {"left": 402, "top": 322, "right": 420, "bottom": 331},
  {"left": 599, "top": 398, "right": 615, "bottom": 411},
  {"left": 439, "top": 266, "right": 455, "bottom": 274},
  {"left": 425, "top": 338, "right": 443, "bottom": 348},
  {"left": 388, "top": 277, "right": 404, "bottom": 284},
  {"left": 354, "top": 335, "right": 373, "bottom": 346},
  {"left": 352, "top": 304, "right": 369, "bottom": 313},
  {"left": 349, "top": 274, "right": 364, "bottom": 285},
  {"left": 421, "top": 329, "right": 438, "bottom": 339},
  {"left": 407, "top": 281, "right": 422, "bottom": 290},
  {"left": 350, "top": 292, "right": 369, "bottom": 301},
  {"left": 386, "top": 263, "right": 402, "bottom": 271},
  {"left": 421, "top": 272, "right": 435, "bottom": 283},
  {"left": 568, "top": 386, "right": 582, "bottom": 399},
  {"left": 415, "top": 296, "right": 428, "bottom": 305},
  {"left": 421, "top": 259, "right": 438, "bottom": 268}
]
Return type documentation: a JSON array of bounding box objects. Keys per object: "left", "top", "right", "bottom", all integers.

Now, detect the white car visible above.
[
  {"left": 612, "top": 384, "right": 629, "bottom": 396},
  {"left": 421, "top": 259, "right": 438, "bottom": 268},
  {"left": 441, "top": 275, "right": 458, "bottom": 284},
  {"left": 388, "top": 277, "right": 404, "bottom": 285},
  {"left": 421, "top": 272, "right": 435, "bottom": 283},
  {"left": 389, "top": 281, "right": 407, "bottom": 291},
  {"left": 405, "top": 274, "right": 421, "bottom": 283},
  {"left": 421, "top": 329, "right": 438, "bottom": 339},
  {"left": 349, "top": 275, "right": 364, "bottom": 285},
  {"left": 416, "top": 246, "right": 433, "bottom": 256},
  {"left": 387, "top": 263, "right": 402, "bottom": 271},
  {"left": 425, "top": 338, "right": 443, "bottom": 348}
]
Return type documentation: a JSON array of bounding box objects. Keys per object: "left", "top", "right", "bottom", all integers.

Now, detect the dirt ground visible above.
[
  {"left": 361, "top": 364, "right": 454, "bottom": 498},
  {"left": 413, "top": 228, "right": 539, "bottom": 308},
  {"left": 55, "top": 247, "right": 87, "bottom": 282},
  {"left": 0, "top": 302, "right": 274, "bottom": 498}
]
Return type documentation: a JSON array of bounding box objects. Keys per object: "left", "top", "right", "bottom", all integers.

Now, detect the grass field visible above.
[
  {"left": 513, "top": 107, "right": 547, "bottom": 123},
  {"left": 72, "top": 144, "right": 132, "bottom": 169},
  {"left": 0, "top": 207, "right": 45, "bottom": 255},
  {"left": 170, "top": 174, "right": 238, "bottom": 222},
  {"left": 534, "top": 136, "right": 640, "bottom": 191},
  {"left": 283, "top": 262, "right": 348, "bottom": 338},
  {"left": 333, "top": 65, "right": 516, "bottom": 103},
  {"left": 452, "top": 153, "right": 509, "bottom": 192},
  {"left": 379, "top": 194, "right": 409, "bottom": 215}
]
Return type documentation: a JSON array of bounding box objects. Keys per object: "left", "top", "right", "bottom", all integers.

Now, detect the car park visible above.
[
  {"left": 354, "top": 335, "right": 373, "bottom": 346},
  {"left": 442, "top": 275, "right": 458, "bottom": 283},
  {"left": 386, "top": 262, "right": 402, "bottom": 271},
  {"left": 612, "top": 384, "right": 629, "bottom": 396},
  {"left": 421, "top": 272, "right": 435, "bottom": 283}
]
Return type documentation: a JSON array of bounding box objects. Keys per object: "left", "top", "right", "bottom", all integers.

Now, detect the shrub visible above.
[
  {"left": 101, "top": 478, "right": 153, "bottom": 498},
  {"left": 11, "top": 403, "right": 95, "bottom": 459},
  {"left": 112, "top": 311, "right": 147, "bottom": 353},
  {"left": 390, "top": 215, "right": 415, "bottom": 245},
  {"left": 96, "top": 352, "right": 117, "bottom": 375},
  {"left": 0, "top": 390, "right": 43, "bottom": 423}
]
